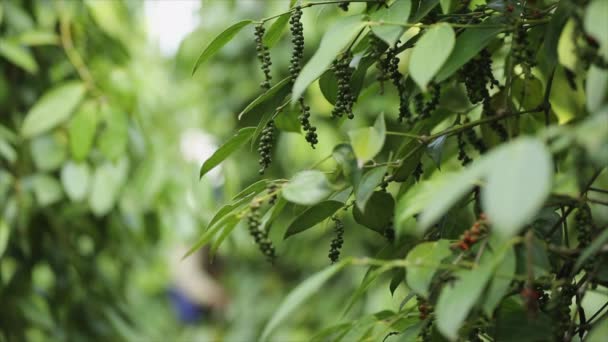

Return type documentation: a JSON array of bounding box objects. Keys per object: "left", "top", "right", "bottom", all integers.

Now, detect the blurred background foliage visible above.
[{"left": 0, "top": 0, "right": 404, "bottom": 340}]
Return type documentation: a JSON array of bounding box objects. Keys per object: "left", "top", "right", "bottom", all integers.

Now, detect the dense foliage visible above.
[{"left": 192, "top": 0, "right": 608, "bottom": 341}]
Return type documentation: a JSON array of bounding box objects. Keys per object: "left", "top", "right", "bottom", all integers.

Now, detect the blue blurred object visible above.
[{"left": 168, "top": 287, "right": 209, "bottom": 323}]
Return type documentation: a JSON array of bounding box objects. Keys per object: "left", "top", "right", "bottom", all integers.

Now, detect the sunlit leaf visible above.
[
  {"left": 192, "top": 19, "right": 254, "bottom": 75},
  {"left": 409, "top": 23, "right": 455, "bottom": 90},
  {"left": 405, "top": 240, "right": 452, "bottom": 297},
  {"left": 348, "top": 113, "right": 386, "bottom": 167},
  {"left": 21, "top": 82, "right": 85, "bottom": 138},
  {"left": 199, "top": 127, "right": 255, "bottom": 179},
  {"left": 370, "top": 0, "right": 412, "bottom": 46},
  {"left": 60, "top": 161, "right": 91, "bottom": 202},
  {"left": 282, "top": 170, "right": 332, "bottom": 205},
  {"left": 355, "top": 166, "right": 387, "bottom": 212}
]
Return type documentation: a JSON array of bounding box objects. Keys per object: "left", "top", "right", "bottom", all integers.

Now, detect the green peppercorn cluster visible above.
[
  {"left": 549, "top": 284, "right": 575, "bottom": 340},
  {"left": 370, "top": 35, "right": 388, "bottom": 93},
  {"left": 247, "top": 201, "right": 276, "bottom": 262},
  {"left": 463, "top": 119, "right": 487, "bottom": 154},
  {"left": 512, "top": 25, "right": 535, "bottom": 79},
  {"left": 331, "top": 53, "right": 355, "bottom": 119},
  {"left": 298, "top": 98, "right": 318, "bottom": 148},
  {"left": 328, "top": 217, "right": 344, "bottom": 263},
  {"left": 267, "top": 182, "right": 279, "bottom": 205},
  {"left": 383, "top": 44, "right": 412, "bottom": 124},
  {"left": 418, "top": 83, "right": 441, "bottom": 120},
  {"left": 254, "top": 24, "right": 272, "bottom": 90},
  {"left": 457, "top": 132, "right": 472, "bottom": 166},
  {"left": 459, "top": 49, "right": 499, "bottom": 104},
  {"left": 575, "top": 203, "right": 593, "bottom": 247},
  {"left": 289, "top": 6, "right": 304, "bottom": 79},
  {"left": 258, "top": 120, "right": 275, "bottom": 174}
]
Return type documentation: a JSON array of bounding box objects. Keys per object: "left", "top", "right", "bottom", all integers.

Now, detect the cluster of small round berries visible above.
[
  {"left": 266, "top": 182, "right": 279, "bottom": 205},
  {"left": 521, "top": 283, "right": 548, "bottom": 313},
  {"left": 258, "top": 120, "right": 275, "bottom": 174},
  {"left": 254, "top": 24, "right": 272, "bottom": 90},
  {"left": 512, "top": 25, "right": 535, "bottom": 79},
  {"left": 328, "top": 217, "right": 344, "bottom": 263},
  {"left": 460, "top": 49, "right": 499, "bottom": 104},
  {"left": 463, "top": 118, "right": 487, "bottom": 154},
  {"left": 298, "top": 98, "right": 318, "bottom": 148},
  {"left": 575, "top": 203, "right": 593, "bottom": 247},
  {"left": 370, "top": 35, "right": 388, "bottom": 93},
  {"left": 419, "top": 83, "right": 441, "bottom": 120},
  {"left": 417, "top": 296, "right": 433, "bottom": 320},
  {"left": 289, "top": 6, "right": 304, "bottom": 79},
  {"left": 452, "top": 213, "right": 488, "bottom": 251},
  {"left": 550, "top": 283, "right": 575, "bottom": 340},
  {"left": 247, "top": 201, "right": 276, "bottom": 262},
  {"left": 386, "top": 45, "right": 413, "bottom": 124},
  {"left": 457, "top": 132, "right": 472, "bottom": 166},
  {"left": 331, "top": 53, "right": 355, "bottom": 119}
]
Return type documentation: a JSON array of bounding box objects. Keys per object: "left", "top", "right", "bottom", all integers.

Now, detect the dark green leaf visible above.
[
  {"left": 543, "top": 2, "right": 568, "bottom": 66},
  {"left": 192, "top": 20, "right": 253, "bottom": 75},
  {"left": 353, "top": 191, "right": 394, "bottom": 232},
  {"left": 238, "top": 77, "right": 292, "bottom": 120},
  {"left": 410, "top": 0, "right": 440, "bottom": 23},
  {"left": 263, "top": 13, "right": 291, "bottom": 48},
  {"left": 284, "top": 200, "right": 343, "bottom": 238},
  {"left": 199, "top": 127, "right": 255, "bottom": 179},
  {"left": 355, "top": 166, "right": 387, "bottom": 212}
]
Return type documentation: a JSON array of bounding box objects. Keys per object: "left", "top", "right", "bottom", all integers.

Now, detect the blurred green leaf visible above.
[
  {"left": 68, "top": 100, "right": 98, "bottom": 161},
  {"left": 410, "top": 23, "right": 455, "bottom": 90},
  {"left": 32, "top": 174, "right": 63, "bottom": 207},
  {"left": 30, "top": 134, "right": 67, "bottom": 171},
  {"left": 586, "top": 65, "right": 608, "bottom": 113},
  {"left": 292, "top": 15, "right": 365, "bottom": 102},
  {"left": 98, "top": 105, "right": 128, "bottom": 161},
  {"left": 282, "top": 170, "right": 332, "bottom": 205},
  {"left": 192, "top": 20, "right": 254, "bottom": 75},
  {"left": 482, "top": 138, "right": 553, "bottom": 240},
  {"left": 355, "top": 166, "right": 387, "bottom": 212},
  {"left": 405, "top": 240, "right": 452, "bottom": 298},
  {"left": 587, "top": 317, "right": 608, "bottom": 342},
  {"left": 0, "top": 39, "right": 38, "bottom": 74},
  {"left": 261, "top": 262, "right": 346, "bottom": 341},
  {"left": 348, "top": 113, "right": 386, "bottom": 166},
  {"left": 199, "top": 127, "right": 255, "bottom": 179},
  {"left": 89, "top": 159, "right": 128, "bottom": 217},
  {"left": 0, "top": 219, "right": 9, "bottom": 259},
  {"left": 370, "top": 0, "right": 412, "bottom": 46},
  {"left": 482, "top": 246, "right": 516, "bottom": 316},
  {"left": 284, "top": 200, "right": 343, "bottom": 238},
  {"left": 21, "top": 82, "right": 85, "bottom": 138},
  {"left": 584, "top": 0, "right": 608, "bottom": 58},
  {"left": 436, "top": 253, "right": 495, "bottom": 340},
  {"left": 60, "top": 161, "right": 91, "bottom": 202}
]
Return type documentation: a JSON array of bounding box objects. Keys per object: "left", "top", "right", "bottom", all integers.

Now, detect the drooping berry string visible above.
[
  {"left": 258, "top": 120, "right": 275, "bottom": 174},
  {"left": 254, "top": 24, "right": 272, "bottom": 90},
  {"left": 247, "top": 200, "right": 276, "bottom": 262},
  {"left": 328, "top": 217, "right": 344, "bottom": 263},
  {"left": 331, "top": 53, "right": 355, "bottom": 119}
]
